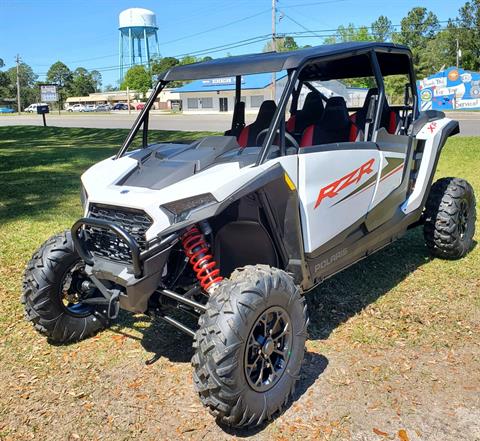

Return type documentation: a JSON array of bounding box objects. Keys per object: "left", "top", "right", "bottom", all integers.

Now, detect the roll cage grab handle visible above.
[{"left": 116, "top": 49, "right": 418, "bottom": 162}]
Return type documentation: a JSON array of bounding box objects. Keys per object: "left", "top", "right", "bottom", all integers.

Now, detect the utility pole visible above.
[
  {"left": 271, "top": 0, "right": 277, "bottom": 101},
  {"left": 456, "top": 38, "right": 460, "bottom": 69},
  {"left": 15, "top": 54, "right": 21, "bottom": 115}
]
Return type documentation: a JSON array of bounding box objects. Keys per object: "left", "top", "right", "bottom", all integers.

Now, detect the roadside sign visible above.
[
  {"left": 37, "top": 104, "right": 49, "bottom": 127},
  {"left": 40, "top": 84, "right": 58, "bottom": 102}
]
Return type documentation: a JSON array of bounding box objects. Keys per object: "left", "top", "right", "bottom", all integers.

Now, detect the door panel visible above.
[
  {"left": 298, "top": 148, "right": 381, "bottom": 253},
  {"left": 369, "top": 151, "right": 406, "bottom": 210}
]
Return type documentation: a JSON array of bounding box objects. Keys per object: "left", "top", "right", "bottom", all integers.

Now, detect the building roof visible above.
[
  {"left": 159, "top": 42, "right": 412, "bottom": 82},
  {"left": 173, "top": 72, "right": 286, "bottom": 93}
]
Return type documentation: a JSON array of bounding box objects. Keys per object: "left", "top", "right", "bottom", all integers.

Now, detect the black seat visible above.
[
  {"left": 287, "top": 92, "right": 324, "bottom": 135},
  {"left": 224, "top": 101, "right": 245, "bottom": 137},
  {"left": 300, "top": 97, "right": 356, "bottom": 147},
  {"left": 237, "top": 100, "right": 277, "bottom": 147},
  {"left": 352, "top": 88, "right": 398, "bottom": 134}
]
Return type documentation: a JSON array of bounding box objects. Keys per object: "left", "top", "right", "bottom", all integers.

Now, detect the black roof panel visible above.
[{"left": 159, "top": 42, "right": 412, "bottom": 81}]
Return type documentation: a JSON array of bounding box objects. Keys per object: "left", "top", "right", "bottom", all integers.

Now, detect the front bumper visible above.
[{"left": 71, "top": 218, "right": 179, "bottom": 313}]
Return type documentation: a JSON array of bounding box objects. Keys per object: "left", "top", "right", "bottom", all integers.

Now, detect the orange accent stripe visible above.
[
  {"left": 352, "top": 163, "right": 404, "bottom": 199},
  {"left": 380, "top": 164, "right": 404, "bottom": 182}
]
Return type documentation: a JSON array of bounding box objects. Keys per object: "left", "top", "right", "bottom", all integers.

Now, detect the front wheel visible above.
[
  {"left": 22, "top": 230, "right": 109, "bottom": 344},
  {"left": 192, "top": 265, "right": 308, "bottom": 428},
  {"left": 424, "top": 177, "right": 476, "bottom": 259}
]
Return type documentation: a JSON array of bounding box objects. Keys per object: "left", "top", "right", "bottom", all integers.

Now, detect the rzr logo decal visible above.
[{"left": 314, "top": 158, "right": 376, "bottom": 208}]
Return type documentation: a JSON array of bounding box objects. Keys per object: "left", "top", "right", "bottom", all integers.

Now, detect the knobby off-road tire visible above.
[
  {"left": 22, "top": 230, "right": 109, "bottom": 344},
  {"left": 192, "top": 265, "right": 308, "bottom": 428},
  {"left": 424, "top": 177, "right": 476, "bottom": 259}
]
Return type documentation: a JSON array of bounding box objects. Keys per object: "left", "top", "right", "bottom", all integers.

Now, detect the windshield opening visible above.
[{"left": 116, "top": 71, "right": 292, "bottom": 160}]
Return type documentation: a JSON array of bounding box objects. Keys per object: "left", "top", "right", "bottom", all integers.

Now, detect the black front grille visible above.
[{"left": 85, "top": 204, "right": 153, "bottom": 263}]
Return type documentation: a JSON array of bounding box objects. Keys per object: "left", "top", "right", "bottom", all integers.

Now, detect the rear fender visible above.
[{"left": 401, "top": 117, "right": 459, "bottom": 215}]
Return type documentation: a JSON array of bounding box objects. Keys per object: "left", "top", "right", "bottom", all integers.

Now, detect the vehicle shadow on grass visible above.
[
  {"left": 107, "top": 227, "right": 435, "bottom": 436},
  {"left": 306, "top": 227, "right": 433, "bottom": 341}
]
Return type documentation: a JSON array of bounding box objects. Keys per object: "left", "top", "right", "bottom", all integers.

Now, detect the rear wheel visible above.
[
  {"left": 424, "top": 177, "right": 476, "bottom": 259},
  {"left": 22, "top": 230, "right": 109, "bottom": 344},
  {"left": 192, "top": 265, "right": 308, "bottom": 428}
]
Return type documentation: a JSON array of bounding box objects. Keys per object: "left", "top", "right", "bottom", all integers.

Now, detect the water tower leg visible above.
[
  {"left": 144, "top": 29, "right": 150, "bottom": 69},
  {"left": 154, "top": 31, "right": 160, "bottom": 58},
  {"left": 119, "top": 31, "right": 123, "bottom": 83},
  {"left": 129, "top": 28, "right": 134, "bottom": 67},
  {"left": 138, "top": 37, "right": 143, "bottom": 65}
]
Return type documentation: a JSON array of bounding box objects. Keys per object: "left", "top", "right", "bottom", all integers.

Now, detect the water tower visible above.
[{"left": 118, "top": 8, "right": 160, "bottom": 83}]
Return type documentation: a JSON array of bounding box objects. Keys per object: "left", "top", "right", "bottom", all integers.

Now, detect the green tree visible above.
[
  {"left": 104, "top": 84, "right": 117, "bottom": 92},
  {"left": 46, "top": 61, "right": 73, "bottom": 105},
  {"left": 6, "top": 62, "right": 38, "bottom": 109},
  {"left": 324, "top": 24, "right": 373, "bottom": 44},
  {"left": 395, "top": 7, "right": 440, "bottom": 76},
  {"left": 150, "top": 56, "right": 180, "bottom": 76},
  {"left": 422, "top": 27, "right": 457, "bottom": 73},
  {"left": 69, "top": 67, "right": 96, "bottom": 96},
  {"left": 90, "top": 70, "right": 102, "bottom": 92},
  {"left": 454, "top": 0, "right": 480, "bottom": 70},
  {"left": 180, "top": 55, "right": 198, "bottom": 66},
  {"left": 120, "top": 65, "right": 152, "bottom": 98},
  {"left": 371, "top": 16, "right": 394, "bottom": 42},
  {"left": 0, "top": 58, "right": 4, "bottom": 68},
  {"left": 263, "top": 36, "right": 300, "bottom": 52}
]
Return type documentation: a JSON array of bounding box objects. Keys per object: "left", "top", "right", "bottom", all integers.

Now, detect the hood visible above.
[{"left": 118, "top": 136, "right": 248, "bottom": 190}]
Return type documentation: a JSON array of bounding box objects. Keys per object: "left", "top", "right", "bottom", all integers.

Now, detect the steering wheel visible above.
[{"left": 255, "top": 128, "right": 300, "bottom": 149}]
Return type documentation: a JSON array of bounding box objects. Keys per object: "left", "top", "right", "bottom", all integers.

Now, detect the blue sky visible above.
[{"left": 0, "top": 0, "right": 465, "bottom": 87}]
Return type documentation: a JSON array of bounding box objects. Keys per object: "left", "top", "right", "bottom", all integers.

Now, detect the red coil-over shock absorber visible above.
[{"left": 181, "top": 223, "right": 223, "bottom": 293}]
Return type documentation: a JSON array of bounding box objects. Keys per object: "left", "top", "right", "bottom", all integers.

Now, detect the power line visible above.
[
  {"left": 35, "top": 35, "right": 273, "bottom": 76},
  {"left": 280, "top": 0, "right": 349, "bottom": 7},
  {"left": 279, "top": 10, "right": 324, "bottom": 39},
  {"left": 160, "top": 8, "right": 271, "bottom": 45}
]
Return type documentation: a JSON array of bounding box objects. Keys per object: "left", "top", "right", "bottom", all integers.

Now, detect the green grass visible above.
[
  {"left": 0, "top": 126, "right": 216, "bottom": 325},
  {"left": 0, "top": 126, "right": 478, "bottom": 439}
]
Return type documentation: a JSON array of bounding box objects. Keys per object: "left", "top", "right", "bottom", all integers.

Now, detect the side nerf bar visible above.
[{"left": 71, "top": 218, "right": 142, "bottom": 278}]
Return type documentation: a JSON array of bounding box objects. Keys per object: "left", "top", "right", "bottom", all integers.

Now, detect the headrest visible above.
[
  {"left": 302, "top": 92, "right": 324, "bottom": 117},
  {"left": 254, "top": 100, "right": 277, "bottom": 125},
  {"left": 321, "top": 97, "right": 349, "bottom": 127},
  {"left": 234, "top": 101, "right": 245, "bottom": 111}
]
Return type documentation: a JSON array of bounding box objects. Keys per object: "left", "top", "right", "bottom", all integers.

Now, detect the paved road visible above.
[
  {"left": 1, "top": 111, "right": 479, "bottom": 135},
  {"left": 0, "top": 112, "right": 253, "bottom": 133}
]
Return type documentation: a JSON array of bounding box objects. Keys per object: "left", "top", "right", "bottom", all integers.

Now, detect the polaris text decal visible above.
[{"left": 314, "top": 158, "right": 376, "bottom": 208}]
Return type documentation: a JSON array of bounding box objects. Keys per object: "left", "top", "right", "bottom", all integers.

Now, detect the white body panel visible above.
[
  {"left": 82, "top": 114, "right": 448, "bottom": 254},
  {"left": 369, "top": 151, "right": 406, "bottom": 210},
  {"left": 402, "top": 117, "right": 452, "bottom": 214},
  {"left": 298, "top": 149, "right": 380, "bottom": 252},
  {"left": 82, "top": 151, "right": 297, "bottom": 242}
]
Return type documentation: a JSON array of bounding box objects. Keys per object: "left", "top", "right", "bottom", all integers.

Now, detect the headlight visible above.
[
  {"left": 80, "top": 184, "right": 88, "bottom": 210},
  {"left": 161, "top": 193, "right": 217, "bottom": 223}
]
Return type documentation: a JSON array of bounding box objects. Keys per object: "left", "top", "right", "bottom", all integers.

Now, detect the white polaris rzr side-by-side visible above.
[{"left": 23, "top": 42, "right": 476, "bottom": 429}]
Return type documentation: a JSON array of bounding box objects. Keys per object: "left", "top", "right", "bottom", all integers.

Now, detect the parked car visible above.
[
  {"left": 112, "top": 103, "right": 130, "bottom": 111},
  {"left": 135, "top": 103, "right": 146, "bottom": 110},
  {"left": 0, "top": 106, "right": 15, "bottom": 113},
  {"left": 95, "top": 104, "right": 111, "bottom": 112},
  {"left": 24, "top": 103, "right": 48, "bottom": 113},
  {"left": 83, "top": 104, "right": 97, "bottom": 112},
  {"left": 68, "top": 104, "right": 86, "bottom": 112}
]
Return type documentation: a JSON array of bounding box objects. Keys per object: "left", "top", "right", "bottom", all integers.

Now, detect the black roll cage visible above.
[{"left": 115, "top": 47, "right": 418, "bottom": 163}]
